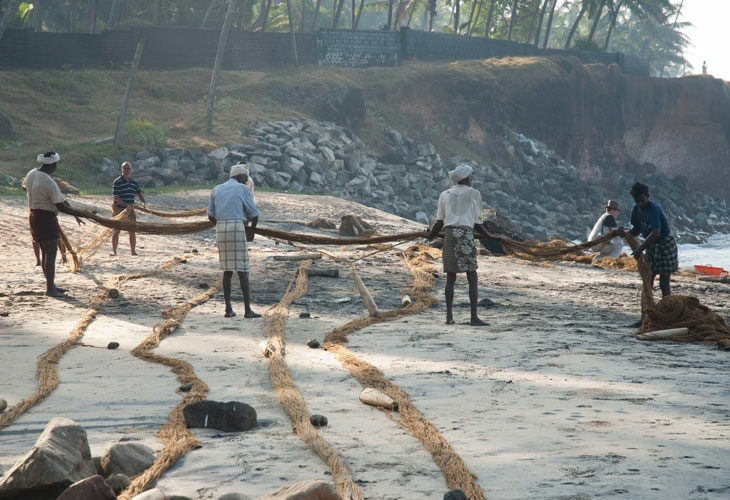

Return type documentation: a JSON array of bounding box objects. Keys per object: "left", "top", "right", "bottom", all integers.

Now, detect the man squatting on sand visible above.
[
  {"left": 208, "top": 164, "right": 262, "bottom": 318},
  {"left": 427, "top": 164, "right": 491, "bottom": 326},
  {"left": 588, "top": 199, "right": 623, "bottom": 262},
  {"left": 111, "top": 161, "right": 146, "bottom": 256},
  {"left": 618, "top": 181, "right": 678, "bottom": 299},
  {"left": 24, "top": 152, "right": 85, "bottom": 297}
]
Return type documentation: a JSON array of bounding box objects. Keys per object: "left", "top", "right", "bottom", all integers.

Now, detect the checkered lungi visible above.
[
  {"left": 646, "top": 234, "right": 678, "bottom": 276},
  {"left": 442, "top": 226, "right": 478, "bottom": 273},
  {"left": 216, "top": 219, "right": 250, "bottom": 272}
]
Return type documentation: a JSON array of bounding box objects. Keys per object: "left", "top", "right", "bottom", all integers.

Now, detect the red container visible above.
[{"left": 694, "top": 265, "right": 726, "bottom": 276}]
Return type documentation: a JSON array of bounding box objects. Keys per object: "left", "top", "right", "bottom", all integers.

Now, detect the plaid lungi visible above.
[
  {"left": 646, "top": 234, "right": 678, "bottom": 276},
  {"left": 442, "top": 226, "right": 478, "bottom": 273},
  {"left": 216, "top": 220, "right": 250, "bottom": 272}
]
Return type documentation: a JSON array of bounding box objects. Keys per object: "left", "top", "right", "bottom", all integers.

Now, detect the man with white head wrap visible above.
[
  {"left": 23, "top": 152, "right": 85, "bottom": 297},
  {"left": 208, "top": 164, "right": 261, "bottom": 318},
  {"left": 426, "top": 164, "right": 491, "bottom": 326}
]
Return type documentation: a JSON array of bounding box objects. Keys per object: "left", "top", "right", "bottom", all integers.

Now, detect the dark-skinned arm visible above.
[
  {"left": 55, "top": 201, "right": 85, "bottom": 225},
  {"left": 426, "top": 220, "right": 444, "bottom": 240},
  {"left": 208, "top": 215, "right": 217, "bottom": 224},
  {"left": 632, "top": 228, "right": 660, "bottom": 259},
  {"left": 246, "top": 216, "right": 259, "bottom": 242}
]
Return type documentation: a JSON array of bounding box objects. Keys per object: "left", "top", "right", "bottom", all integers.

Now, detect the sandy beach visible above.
[{"left": 1, "top": 190, "right": 728, "bottom": 500}]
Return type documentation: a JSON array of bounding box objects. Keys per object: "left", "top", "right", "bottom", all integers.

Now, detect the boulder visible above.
[
  {"left": 443, "top": 490, "right": 467, "bottom": 500},
  {"left": 183, "top": 401, "right": 257, "bottom": 432},
  {"left": 0, "top": 417, "right": 96, "bottom": 498},
  {"left": 0, "top": 398, "right": 7, "bottom": 412},
  {"left": 131, "top": 488, "right": 166, "bottom": 500},
  {"left": 208, "top": 147, "right": 229, "bottom": 161},
  {"left": 257, "top": 480, "right": 340, "bottom": 500},
  {"left": 100, "top": 442, "right": 156, "bottom": 477},
  {"left": 56, "top": 475, "right": 116, "bottom": 500},
  {"left": 104, "top": 473, "right": 131, "bottom": 495}
]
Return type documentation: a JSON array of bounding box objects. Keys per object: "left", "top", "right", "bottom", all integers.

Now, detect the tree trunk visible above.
[
  {"left": 483, "top": 0, "right": 495, "bottom": 38},
  {"left": 602, "top": 0, "right": 622, "bottom": 51},
  {"left": 406, "top": 1, "right": 416, "bottom": 26},
  {"left": 0, "top": 0, "right": 22, "bottom": 39},
  {"left": 114, "top": 40, "right": 145, "bottom": 146},
  {"left": 87, "top": 0, "right": 97, "bottom": 33},
  {"left": 541, "top": 0, "right": 556, "bottom": 48},
  {"left": 153, "top": 0, "right": 161, "bottom": 25},
  {"left": 33, "top": 0, "right": 42, "bottom": 31},
  {"left": 467, "top": 0, "right": 485, "bottom": 35},
  {"left": 454, "top": 0, "right": 461, "bottom": 33},
  {"left": 533, "top": 0, "right": 548, "bottom": 45},
  {"left": 259, "top": 0, "right": 271, "bottom": 31},
  {"left": 564, "top": 0, "right": 589, "bottom": 50},
  {"left": 201, "top": 0, "right": 216, "bottom": 26},
  {"left": 386, "top": 0, "right": 394, "bottom": 30},
  {"left": 285, "top": 0, "right": 298, "bottom": 63},
  {"left": 311, "top": 0, "right": 321, "bottom": 30},
  {"left": 506, "top": 0, "right": 518, "bottom": 40},
  {"left": 205, "top": 0, "right": 238, "bottom": 136},
  {"left": 659, "top": 0, "right": 682, "bottom": 77},
  {"left": 525, "top": 0, "right": 541, "bottom": 43},
  {"left": 353, "top": 0, "right": 365, "bottom": 28},
  {"left": 587, "top": 0, "right": 604, "bottom": 42},
  {"left": 333, "top": 0, "right": 346, "bottom": 27},
  {"left": 108, "top": 0, "right": 120, "bottom": 29},
  {"left": 300, "top": 0, "right": 306, "bottom": 31}
]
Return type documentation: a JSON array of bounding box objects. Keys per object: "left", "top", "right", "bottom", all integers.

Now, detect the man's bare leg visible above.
[
  {"left": 445, "top": 272, "right": 456, "bottom": 324},
  {"left": 130, "top": 232, "right": 137, "bottom": 256},
  {"left": 467, "top": 270, "right": 487, "bottom": 326},
  {"left": 33, "top": 240, "right": 41, "bottom": 266},
  {"left": 659, "top": 274, "right": 671, "bottom": 297},
  {"left": 223, "top": 271, "right": 235, "bottom": 317},
  {"left": 238, "top": 271, "right": 261, "bottom": 318},
  {"left": 111, "top": 230, "right": 120, "bottom": 255},
  {"left": 41, "top": 239, "right": 65, "bottom": 296}
]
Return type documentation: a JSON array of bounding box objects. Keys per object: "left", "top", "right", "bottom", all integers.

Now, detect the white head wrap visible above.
[
  {"left": 37, "top": 152, "right": 60, "bottom": 165},
  {"left": 448, "top": 164, "right": 473, "bottom": 184},
  {"left": 230, "top": 164, "right": 248, "bottom": 178}
]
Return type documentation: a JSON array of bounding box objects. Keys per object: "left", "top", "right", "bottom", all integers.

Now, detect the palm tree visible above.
[
  {"left": 564, "top": 0, "right": 591, "bottom": 49},
  {"left": 541, "top": 0, "right": 556, "bottom": 47}
]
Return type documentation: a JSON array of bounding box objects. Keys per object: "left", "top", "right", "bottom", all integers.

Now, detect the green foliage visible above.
[
  {"left": 572, "top": 37, "right": 602, "bottom": 52},
  {"left": 123, "top": 120, "right": 169, "bottom": 147}
]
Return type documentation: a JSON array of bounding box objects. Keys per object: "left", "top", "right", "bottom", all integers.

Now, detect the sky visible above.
[{"left": 680, "top": 1, "right": 730, "bottom": 81}]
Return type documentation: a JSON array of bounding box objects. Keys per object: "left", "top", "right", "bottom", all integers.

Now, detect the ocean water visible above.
[{"left": 677, "top": 234, "right": 730, "bottom": 271}]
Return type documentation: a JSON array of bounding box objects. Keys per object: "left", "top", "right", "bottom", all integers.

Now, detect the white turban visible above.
[
  {"left": 448, "top": 164, "right": 473, "bottom": 184},
  {"left": 230, "top": 164, "right": 249, "bottom": 178},
  {"left": 37, "top": 152, "right": 60, "bottom": 165}
]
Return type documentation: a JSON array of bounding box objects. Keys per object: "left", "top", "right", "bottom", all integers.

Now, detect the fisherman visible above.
[
  {"left": 21, "top": 178, "right": 67, "bottom": 266},
  {"left": 24, "top": 152, "right": 85, "bottom": 296},
  {"left": 617, "top": 182, "right": 678, "bottom": 298},
  {"left": 111, "top": 161, "right": 146, "bottom": 256},
  {"left": 587, "top": 199, "right": 623, "bottom": 262},
  {"left": 208, "top": 164, "right": 261, "bottom": 319},
  {"left": 242, "top": 164, "right": 255, "bottom": 200},
  {"left": 427, "top": 164, "right": 491, "bottom": 326}
]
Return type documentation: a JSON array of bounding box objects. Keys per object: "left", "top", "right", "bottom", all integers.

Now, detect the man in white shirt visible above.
[
  {"left": 208, "top": 164, "right": 261, "bottom": 318},
  {"left": 587, "top": 199, "right": 623, "bottom": 262},
  {"left": 24, "top": 152, "right": 85, "bottom": 296},
  {"left": 427, "top": 164, "right": 491, "bottom": 326}
]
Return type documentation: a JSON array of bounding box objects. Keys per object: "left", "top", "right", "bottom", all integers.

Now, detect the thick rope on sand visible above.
[
  {"left": 75, "top": 206, "right": 134, "bottom": 263},
  {"left": 264, "top": 261, "right": 364, "bottom": 500},
  {"left": 0, "top": 256, "right": 185, "bottom": 430},
  {"left": 324, "top": 246, "right": 486, "bottom": 500},
  {"left": 119, "top": 280, "right": 221, "bottom": 500}
]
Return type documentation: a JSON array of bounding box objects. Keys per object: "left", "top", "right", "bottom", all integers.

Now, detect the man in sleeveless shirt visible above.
[{"left": 587, "top": 199, "right": 623, "bottom": 262}]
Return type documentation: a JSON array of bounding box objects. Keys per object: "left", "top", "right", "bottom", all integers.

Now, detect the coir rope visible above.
[{"left": 263, "top": 261, "right": 364, "bottom": 500}]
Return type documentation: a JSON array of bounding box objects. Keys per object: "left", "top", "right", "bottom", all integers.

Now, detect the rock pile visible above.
[{"left": 81, "top": 119, "right": 730, "bottom": 242}]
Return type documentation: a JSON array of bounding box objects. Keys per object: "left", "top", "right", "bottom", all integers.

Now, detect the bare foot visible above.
[
  {"left": 35, "top": 261, "right": 41, "bottom": 266},
  {"left": 446, "top": 317, "right": 455, "bottom": 325},
  {"left": 46, "top": 288, "right": 66, "bottom": 297},
  {"left": 224, "top": 310, "right": 236, "bottom": 318},
  {"left": 131, "top": 252, "right": 138, "bottom": 256},
  {"left": 470, "top": 318, "right": 488, "bottom": 327},
  {"left": 244, "top": 310, "right": 262, "bottom": 319}
]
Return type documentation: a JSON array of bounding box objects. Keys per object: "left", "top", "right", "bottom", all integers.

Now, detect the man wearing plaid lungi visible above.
[
  {"left": 618, "top": 181, "right": 678, "bottom": 300},
  {"left": 208, "top": 164, "right": 261, "bottom": 318}
]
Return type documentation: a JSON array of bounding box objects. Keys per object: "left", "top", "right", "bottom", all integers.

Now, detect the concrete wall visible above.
[{"left": 0, "top": 26, "right": 643, "bottom": 74}]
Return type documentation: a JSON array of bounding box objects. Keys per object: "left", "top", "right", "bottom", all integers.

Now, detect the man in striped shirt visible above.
[{"left": 112, "top": 162, "right": 146, "bottom": 256}]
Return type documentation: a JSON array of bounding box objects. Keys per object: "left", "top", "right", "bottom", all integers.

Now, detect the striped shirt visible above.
[{"left": 113, "top": 176, "right": 142, "bottom": 205}]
